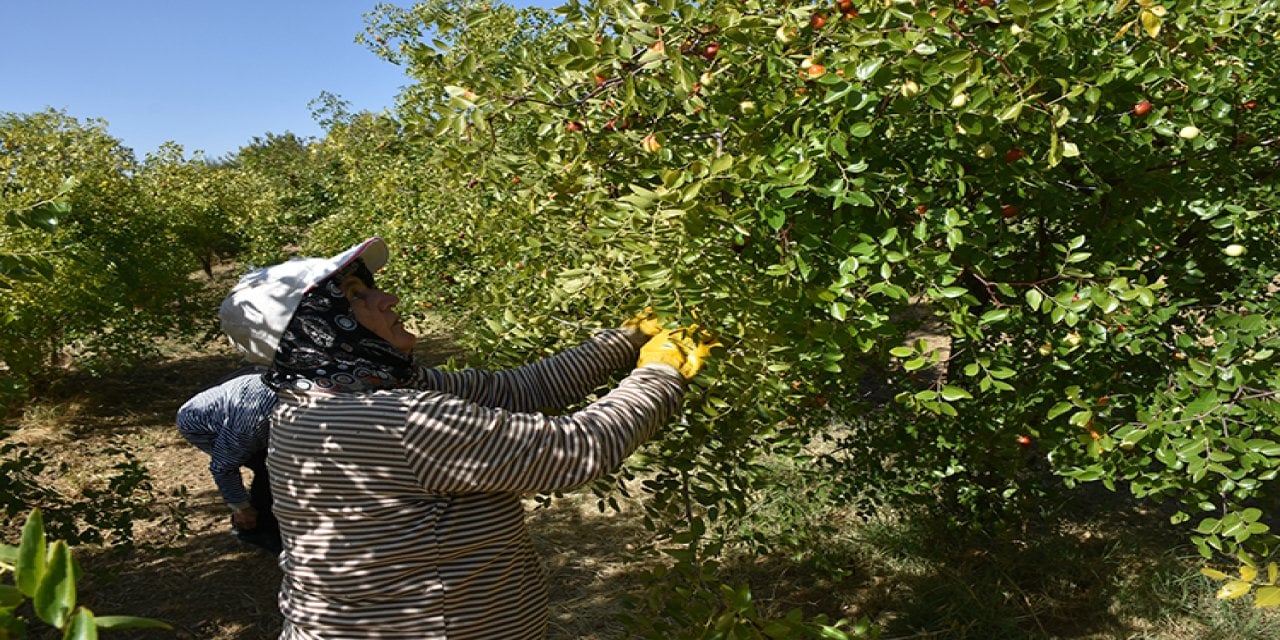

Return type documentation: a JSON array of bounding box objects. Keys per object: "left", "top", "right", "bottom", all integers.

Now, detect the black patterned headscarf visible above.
[{"left": 265, "top": 260, "right": 424, "bottom": 393}]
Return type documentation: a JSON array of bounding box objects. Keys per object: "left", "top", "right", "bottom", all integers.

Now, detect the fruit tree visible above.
[{"left": 298, "top": 0, "right": 1280, "bottom": 627}]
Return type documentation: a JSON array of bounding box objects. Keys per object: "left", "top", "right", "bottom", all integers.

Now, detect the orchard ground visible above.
[{"left": 8, "top": 299, "right": 1280, "bottom": 638}]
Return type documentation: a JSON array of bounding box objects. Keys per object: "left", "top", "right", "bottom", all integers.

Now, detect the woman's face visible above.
[{"left": 339, "top": 275, "right": 417, "bottom": 353}]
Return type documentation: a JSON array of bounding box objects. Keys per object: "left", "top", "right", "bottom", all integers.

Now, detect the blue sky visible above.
[{"left": 1, "top": 1, "right": 552, "bottom": 161}]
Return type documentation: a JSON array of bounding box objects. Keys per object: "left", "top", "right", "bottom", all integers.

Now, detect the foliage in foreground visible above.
[{"left": 0, "top": 510, "right": 171, "bottom": 638}]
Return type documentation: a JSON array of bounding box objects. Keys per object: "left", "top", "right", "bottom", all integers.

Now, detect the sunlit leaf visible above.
[
  {"left": 17, "top": 510, "right": 46, "bottom": 597},
  {"left": 63, "top": 608, "right": 97, "bottom": 640},
  {"left": 1242, "top": 564, "right": 1259, "bottom": 582},
  {"left": 93, "top": 616, "right": 173, "bottom": 630},
  {"left": 1217, "top": 580, "right": 1253, "bottom": 600},
  {"left": 34, "top": 541, "right": 75, "bottom": 628},
  {"left": 1140, "top": 9, "right": 1161, "bottom": 37},
  {"left": 1200, "top": 567, "right": 1230, "bottom": 581},
  {"left": 1255, "top": 586, "right": 1280, "bottom": 608}
]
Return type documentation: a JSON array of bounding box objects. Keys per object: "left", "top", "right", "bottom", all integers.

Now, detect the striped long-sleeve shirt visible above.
[
  {"left": 268, "top": 329, "right": 685, "bottom": 639},
  {"left": 176, "top": 372, "right": 277, "bottom": 507}
]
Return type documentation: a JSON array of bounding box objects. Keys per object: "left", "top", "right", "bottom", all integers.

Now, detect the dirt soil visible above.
[{"left": 11, "top": 334, "right": 656, "bottom": 640}]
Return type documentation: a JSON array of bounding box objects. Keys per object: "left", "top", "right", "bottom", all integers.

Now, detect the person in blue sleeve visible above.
[{"left": 176, "top": 366, "right": 281, "bottom": 553}]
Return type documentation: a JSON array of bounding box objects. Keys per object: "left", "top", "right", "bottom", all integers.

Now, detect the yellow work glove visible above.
[
  {"left": 637, "top": 327, "right": 722, "bottom": 380},
  {"left": 621, "top": 306, "right": 667, "bottom": 337}
]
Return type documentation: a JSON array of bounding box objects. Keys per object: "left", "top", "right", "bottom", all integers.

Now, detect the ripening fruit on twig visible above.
[
  {"left": 1005, "top": 147, "right": 1027, "bottom": 162},
  {"left": 641, "top": 133, "right": 661, "bottom": 153},
  {"left": 1178, "top": 125, "right": 1201, "bottom": 140},
  {"left": 810, "top": 12, "right": 828, "bottom": 29},
  {"left": 1223, "top": 243, "right": 1246, "bottom": 257},
  {"left": 1017, "top": 434, "right": 1033, "bottom": 447},
  {"left": 738, "top": 100, "right": 758, "bottom": 115},
  {"left": 806, "top": 64, "right": 826, "bottom": 79},
  {"left": 1063, "top": 332, "right": 1082, "bottom": 348},
  {"left": 976, "top": 143, "right": 996, "bottom": 159},
  {"left": 701, "top": 42, "right": 720, "bottom": 61},
  {"left": 565, "top": 121, "right": 583, "bottom": 133},
  {"left": 1000, "top": 203, "right": 1019, "bottom": 219},
  {"left": 776, "top": 25, "right": 796, "bottom": 43},
  {"left": 900, "top": 80, "right": 921, "bottom": 97},
  {"left": 949, "top": 92, "right": 969, "bottom": 108},
  {"left": 1132, "top": 100, "right": 1152, "bottom": 117}
]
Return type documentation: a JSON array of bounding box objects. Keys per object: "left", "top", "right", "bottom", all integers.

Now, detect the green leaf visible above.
[
  {"left": 17, "top": 509, "right": 47, "bottom": 597},
  {"left": 1201, "top": 567, "right": 1231, "bottom": 580},
  {"left": 855, "top": 58, "right": 883, "bottom": 81},
  {"left": 709, "top": 154, "right": 734, "bottom": 175},
  {"left": 1047, "top": 401, "right": 1073, "bottom": 420},
  {"left": 63, "top": 608, "right": 97, "bottom": 640},
  {"left": 1184, "top": 390, "right": 1219, "bottom": 419},
  {"left": 20, "top": 203, "right": 61, "bottom": 232},
  {"left": 34, "top": 541, "right": 75, "bottom": 629},
  {"left": 1025, "top": 288, "right": 1044, "bottom": 311},
  {"left": 830, "top": 301, "right": 848, "bottom": 321},
  {"left": 980, "top": 309, "right": 1009, "bottom": 324},
  {"left": 1069, "top": 410, "right": 1094, "bottom": 427},
  {"left": 0, "top": 584, "right": 23, "bottom": 608},
  {"left": 94, "top": 616, "right": 173, "bottom": 630},
  {"left": 996, "top": 101, "right": 1024, "bottom": 122},
  {"left": 849, "top": 122, "right": 873, "bottom": 138},
  {"left": 1196, "top": 518, "right": 1223, "bottom": 536},
  {"left": 940, "top": 385, "right": 972, "bottom": 401}
]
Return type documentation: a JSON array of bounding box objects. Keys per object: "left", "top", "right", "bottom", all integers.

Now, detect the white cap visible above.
[{"left": 218, "top": 237, "right": 389, "bottom": 365}]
